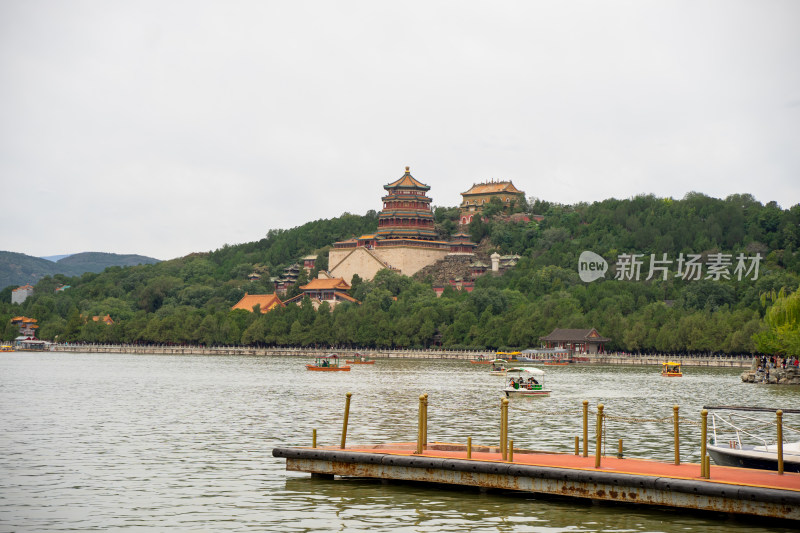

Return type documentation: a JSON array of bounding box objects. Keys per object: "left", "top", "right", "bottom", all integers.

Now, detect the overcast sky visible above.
[{"left": 1, "top": 1, "right": 798, "bottom": 260}]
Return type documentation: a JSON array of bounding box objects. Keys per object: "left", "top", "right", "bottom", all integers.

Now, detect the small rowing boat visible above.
[
  {"left": 346, "top": 353, "right": 375, "bottom": 365},
  {"left": 489, "top": 359, "right": 508, "bottom": 376},
  {"left": 307, "top": 354, "right": 350, "bottom": 371}
]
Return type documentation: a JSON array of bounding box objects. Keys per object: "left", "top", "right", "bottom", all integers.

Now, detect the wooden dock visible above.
[{"left": 273, "top": 442, "right": 800, "bottom": 521}]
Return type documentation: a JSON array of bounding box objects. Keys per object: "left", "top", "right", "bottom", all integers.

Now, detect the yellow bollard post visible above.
[
  {"left": 500, "top": 398, "right": 508, "bottom": 461},
  {"left": 575, "top": 436, "right": 580, "bottom": 455},
  {"left": 416, "top": 394, "right": 424, "bottom": 454},
  {"left": 313, "top": 429, "right": 317, "bottom": 448},
  {"left": 595, "top": 404, "right": 604, "bottom": 468},
  {"left": 504, "top": 399, "right": 510, "bottom": 460},
  {"left": 423, "top": 394, "right": 428, "bottom": 450},
  {"left": 341, "top": 392, "right": 352, "bottom": 449},
  {"left": 705, "top": 454, "right": 711, "bottom": 478},
  {"left": 499, "top": 398, "right": 504, "bottom": 458},
  {"left": 582, "top": 400, "right": 589, "bottom": 457},
  {"left": 617, "top": 439, "right": 623, "bottom": 459},
  {"left": 777, "top": 410, "right": 784, "bottom": 475},
  {"left": 673, "top": 405, "right": 680, "bottom": 465},
  {"left": 467, "top": 437, "right": 472, "bottom": 459},
  {"left": 700, "top": 409, "right": 708, "bottom": 478},
  {"left": 509, "top": 439, "right": 514, "bottom": 462}
]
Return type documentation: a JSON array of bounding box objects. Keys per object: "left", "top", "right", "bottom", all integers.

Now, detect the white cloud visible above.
[{"left": 1, "top": 0, "right": 798, "bottom": 259}]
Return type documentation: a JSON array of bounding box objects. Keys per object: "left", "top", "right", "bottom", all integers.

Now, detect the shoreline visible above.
[{"left": 43, "top": 344, "right": 754, "bottom": 367}]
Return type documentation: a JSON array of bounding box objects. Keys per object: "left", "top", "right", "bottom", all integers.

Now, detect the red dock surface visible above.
[
  {"left": 342, "top": 443, "right": 800, "bottom": 492},
  {"left": 275, "top": 442, "right": 800, "bottom": 521}
]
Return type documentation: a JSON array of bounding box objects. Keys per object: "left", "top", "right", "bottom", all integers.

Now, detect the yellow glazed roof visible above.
[
  {"left": 231, "top": 293, "right": 284, "bottom": 312},
  {"left": 300, "top": 278, "right": 351, "bottom": 291},
  {"left": 461, "top": 181, "right": 523, "bottom": 196},
  {"left": 384, "top": 167, "right": 430, "bottom": 191}
]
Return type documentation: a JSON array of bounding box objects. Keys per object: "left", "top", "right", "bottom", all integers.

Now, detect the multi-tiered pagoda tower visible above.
[
  {"left": 376, "top": 167, "right": 437, "bottom": 241},
  {"left": 328, "top": 166, "right": 473, "bottom": 282}
]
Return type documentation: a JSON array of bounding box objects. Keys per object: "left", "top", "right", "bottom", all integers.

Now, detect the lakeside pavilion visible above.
[{"left": 539, "top": 328, "right": 611, "bottom": 355}]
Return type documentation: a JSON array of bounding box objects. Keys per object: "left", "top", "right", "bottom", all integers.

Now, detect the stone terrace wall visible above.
[
  {"left": 49, "top": 344, "right": 753, "bottom": 367},
  {"left": 414, "top": 254, "right": 484, "bottom": 284}
]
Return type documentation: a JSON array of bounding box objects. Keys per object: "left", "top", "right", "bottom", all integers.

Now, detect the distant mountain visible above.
[
  {"left": 40, "top": 254, "right": 72, "bottom": 262},
  {"left": 0, "top": 251, "right": 161, "bottom": 289},
  {"left": 0, "top": 252, "right": 65, "bottom": 289},
  {"left": 57, "top": 252, "right": 160, "bottom": 272}
]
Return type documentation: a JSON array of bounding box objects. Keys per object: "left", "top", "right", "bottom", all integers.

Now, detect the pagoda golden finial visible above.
[{"left": 405, "top": 166, "right": 410, "bottom": 172}]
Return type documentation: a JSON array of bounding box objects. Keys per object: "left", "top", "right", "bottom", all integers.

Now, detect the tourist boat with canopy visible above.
[
  {"left": 502, "top": 367, "right": 551, "bottom": 397},
  {"left": 489, "top": 359, "right": 508, "bottom": 376},
  {"left": 306, "top": 354, "right": 350, "bottom": 371},
  {"left": 495, "top": 351, "right": 522, "bottom": 363},
  {"left": 705, "top": 406, "right": 800, "bottom": 472},
  {"left": 661, "top": 361, "right": 682, "bottom": 377},
  {"left": 1, "top": 344, "right": 13, "bottom": 352},
  {"left": 346, "top": 353, "right": 375, "bottom": 365}
]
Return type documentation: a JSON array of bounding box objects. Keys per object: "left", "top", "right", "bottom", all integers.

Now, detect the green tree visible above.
[
  {"left": 753, "top": 287, "right": 800, "bottom": 355},
  {"left": 62, "top": 308, "right": 84, "bottom": 342}
]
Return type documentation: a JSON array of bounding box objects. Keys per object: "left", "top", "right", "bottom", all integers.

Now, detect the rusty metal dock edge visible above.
[{"left": 272, "top": 447, "right": 800, "bottom": 521}]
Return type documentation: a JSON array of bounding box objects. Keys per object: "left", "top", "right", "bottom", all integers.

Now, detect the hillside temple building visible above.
[
  {"left": 328, "top": 167, "right": 476, "bottom": 282},
  {"left": 231, "top": 293, "right": 285, "bottom": 313},
  {"left": 11, "top": 284, "right": 34, "bottom": 305},
  {"left": 459, "top": 180, "right": 525, "bottom": 225}
]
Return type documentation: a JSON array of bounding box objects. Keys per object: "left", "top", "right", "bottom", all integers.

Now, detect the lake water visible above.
[{"left": 1, "top": 352, "right": 797, "bottom": 532}]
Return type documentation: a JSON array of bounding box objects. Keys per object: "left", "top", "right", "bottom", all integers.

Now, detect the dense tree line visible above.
[
  {"left": 754, "top": 287, "right": 800, "bottom": 355},
  {"left": 2, "top": 193, "right": 799, "bottom": 354}
]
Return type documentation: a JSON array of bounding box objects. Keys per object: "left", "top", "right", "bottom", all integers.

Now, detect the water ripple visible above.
[{"left": 1, "top": 352, "right": 796, "bottom": 532}]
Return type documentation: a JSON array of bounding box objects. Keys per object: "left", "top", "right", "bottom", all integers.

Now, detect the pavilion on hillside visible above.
[
  {"left": 302, "top": 255, "right": 317, "bottom": 272},
  {"left": 11, "top": 316, "right": 38, "bottom": 337},
  {"left": 231, "top": 293, "right": 285, "bottom": 313},
  {"left": 459, "top": 180, "right": 525, "bottom": 225},
  {"left": 448, "top": 231, "right": 477, "bottom": 254},
  {"left": 92, "top": 314, "right": 115, "bottom": 325},
  {"left": 273, "top": 264, "right": 301, "bottom": 295},
  {"left": 283, "top": 277, "right": 359, "bottom": 310}
]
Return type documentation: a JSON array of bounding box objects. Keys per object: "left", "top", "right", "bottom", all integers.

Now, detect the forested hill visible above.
[
  {"left": 1, "top": 194, "right": 799, "bottom": 355},
  {"left": 0, "top": 252, "right": 65, "bottom": 289},
  {"left": 56, "top": 252, "right": 160, "bottom": 271},
  {"left": 0, "top": 251, "right": 160, "bottom": 289}
]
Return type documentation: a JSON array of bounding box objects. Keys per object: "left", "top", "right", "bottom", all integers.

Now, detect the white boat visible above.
[
  {"left": 502, "top": 367, "right": 551, "bottom": 397},
  {"left": 706, "top": 406, "right": 800, "bottom": 472},
  {"left": 489, "top": 359, "right": 508, "bottom": 376}
]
